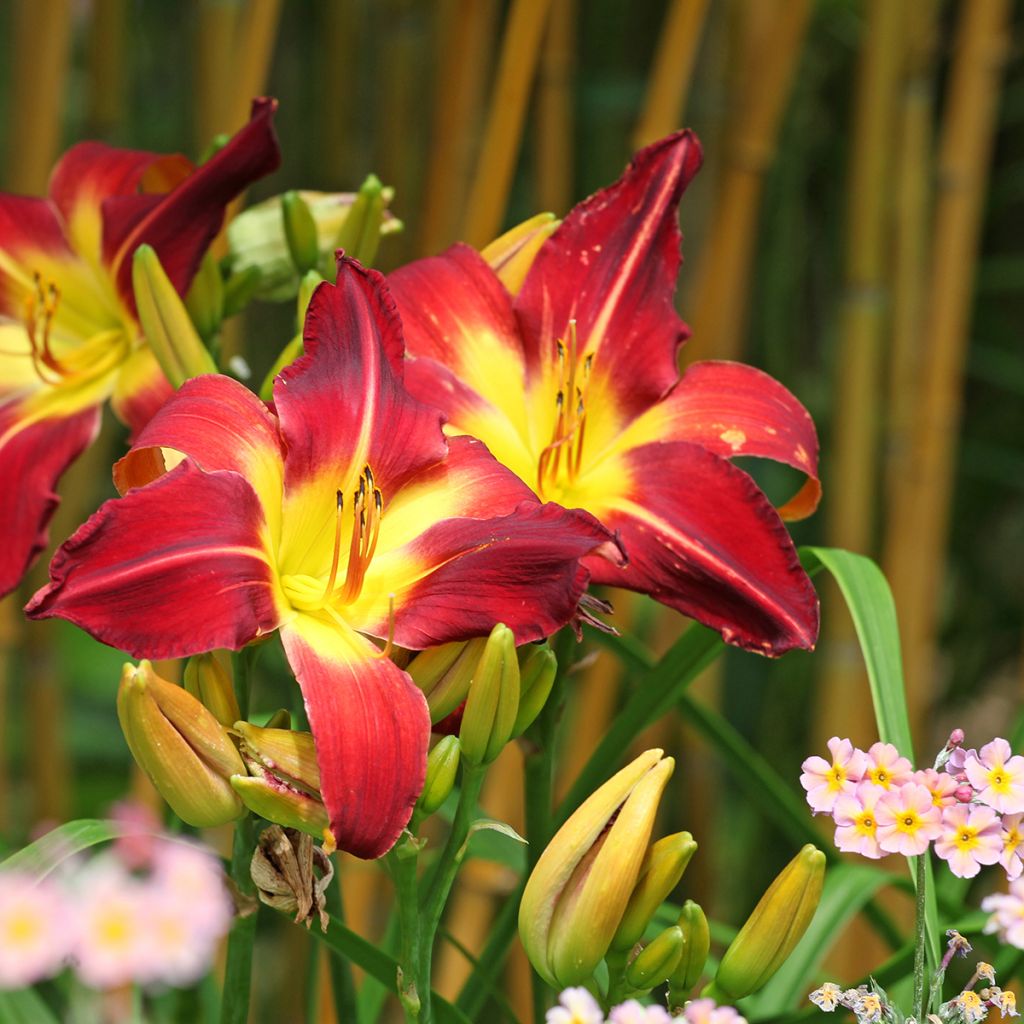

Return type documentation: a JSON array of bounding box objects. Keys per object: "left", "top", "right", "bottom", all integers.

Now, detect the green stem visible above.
[
  {"left": 325, "top": 859, "right": 361, "bottom": 1024},
  {"left": 419, "top": 764, "right": 488, "bottom": 1024},
  {"left": 389, "top": 835, "right": 424, "bottom": 1022},
  {"left": 220, "top": 813, "right": 258, "bottom": 1024},
  {"left": 454, "top": 890, "right": 520, "bottom": 1019},
  {"left": 913, "top": 852, "right": 928, "bottom": 1023}
]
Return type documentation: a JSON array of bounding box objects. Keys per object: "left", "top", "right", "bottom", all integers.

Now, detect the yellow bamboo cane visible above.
[
  {"left": 883, "top": 0, "right": 1012, "bottom": 734},
  {"left": 87, "top": 0, "right": 128, "bottom": 137},
  {"left": 534, "top": 0, "right": 576, "bottom": 216},
  {"left": 633, "top": 0, "right": 711, "bottom": 149},
  {"left": 461, "top": 0, "right": 556, "bottom": 247}
]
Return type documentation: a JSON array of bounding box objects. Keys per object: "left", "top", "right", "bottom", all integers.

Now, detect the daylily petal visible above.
[
  {"left": 516, "top": 130, "right": 703, "bottom": 421},
  {"left": 0, "top": 399, "right": 100, "bottom": 596},
  {"left": 620, "top": 361, "right": 821, "bottom": 520},
  {"left": 108, "top": 345, "right": 174, "bottom": 436},
  {"left": 279, "top": 615, "right": 429, "bottom": 858},
  {"left": 106, "top": 98, "right": 281, "bottom": 314},
  {"left": 26, "top": 461, "right": 283, "bottom": 657},
  {"left": 588, "top": 441, "right": 818, "bottom": 654},
  {"left": 274, "top": 257, "right": 447, "bottom": 575}
]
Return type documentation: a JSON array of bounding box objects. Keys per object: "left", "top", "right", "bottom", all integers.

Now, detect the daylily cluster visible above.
[
  {"left": 800, "top": 733, "right": 1024, "bottom": 878},
  {"left": 0, "top": 837, "right": 231, "bottom": 990},
  {"left": 547, "top": 988, "right": 747, "bottom": 1024},
  {"left": 810, "top": 932, "right": 1019, "bottom": 1024}
]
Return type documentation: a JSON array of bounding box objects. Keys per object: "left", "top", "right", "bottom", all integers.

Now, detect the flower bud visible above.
[
  {"left": 611, "top": 831, "right": 697, "bottom": 952},
  {"left": 408, "top": 638, "right": 487, "bottom": 724},
  {"left": 519, "top": 749, "right": 675, "bottom": 987},
  {"left": 231, "top": 721, "right": 328, "bottom": 837},
  {"left": 184, "top": 250, "right": 224, "bottom": 343},
  {"left": 418, "top": 736, "right": 461, "bottom": 815},
  {"left": 510, "top": 643, "right": 558, "bottom": 739},
  {"left": 333, "top": 174, "right": 393, "bottom": 269},
  {"left": 669, "top": 900, "right": 711, "bottom": 999},
  {"left": 117, "top": 660, "right": 245, "bottom": 827},
  {"left": 132, "top": 244, "right": 218, "bottom": 387},
  {"left": 459, "top": 624, "right": 520, "bottom": 766},
  {"left": 222, "top": 264, "right": 263, "bottom": 318},
  {"left": 955, "top": 785, "right": 974, "bottom": 803},
  {"left": 183, "top": 653, "right": 239, "bottom": 727},
  {"left": 281, "top": 191, "right": 320, "bottom": 275},
  {"left": 624, "top": 926, "right": 685, "bottom": 992},
  {"left": 482, "top": 212, "right": 560, "bottom": 295},
  {"left": 713, "top": 844, "right": 826, "bottom": 999}
]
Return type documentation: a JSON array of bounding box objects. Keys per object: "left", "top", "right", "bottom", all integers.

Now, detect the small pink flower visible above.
[
  {"left": 834, "top": 783, "right": 886, "bottom": 859},
  {"left": 149, "top": 839, "right": 232, "bottom": 940},
  {"left": 609, "top": 1000, "right": 673, "bottom": 1023},
  {"left": 1002, "top": 814, "right": 1024, "bottom": 881},
  {"left": 916, "top": 769, "right": 958, "bottom": 809},
  {"left": 965, "top": 740, "right": 1024, "bottom": 814},
  {"left": 984, "top": 881, "right": 1024, "bottom": 948},
  {"left": 682, "top": 999, "right": 747, "bottom": 1024},
  {"left": 947, "top": 746, "right": 977, "bottom": 777},
  {"left": 876, "top": 783, "right": 943, "bottom": 856},
  {"left": 0, "top": 871, "right": 70, "bottom": 988},
  {"left": 935, "top": 804, "right": 1003, "bottom": 878},
  {"left": 548, "top": 988, "right": 605, "bottom": 1024},
  {"left": 863, "top": 742, "right": 913, "bottom": 791},
  {"left": 801, "top": 738, "right": 867, "bottom": 814}
]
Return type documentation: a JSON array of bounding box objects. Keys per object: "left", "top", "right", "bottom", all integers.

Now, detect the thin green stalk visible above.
[
  {"left": 389, "top": 835, "right": 424, "bottom": 1022},
  {"left": 304, "top": 934, "right": 322, "bottom": 1024},
  {"left": 913, "top": 852, "right": 928, "bottom": 1022},
  {"left": 325, "top": 862, "right": 361, "bottom": 1024}
]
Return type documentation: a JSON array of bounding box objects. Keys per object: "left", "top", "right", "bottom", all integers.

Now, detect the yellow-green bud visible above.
[
  {"left": 222, "top": 264, "right": 263, "bottom": 318},
  {"left": 519, "top": 749, "right": 675, "bottom": 987},
  {"left": 231, "top": 721, "right": 328, "bottom": 837},
  {"left": 481, "top": 212, "right": 560, "bottom": 295},
  {"left": 184, "top": 250, "right": 224, "bottom": 343},
  {"left": 624, "top": 926, "right": 685, "bottom": 992},
  {"left": 669, "top": 900, "right": 711, "bottom": 999},
  {"left": 510, "top": 644, "right": 557, "bottom": 739},
  {"left": 281, "top": 191, "right": 320, "bottom": 275},
  {"left": 459, "top": 624, "right": 519, "bottom": 766},
  {"left": 713, "top": 844, "right": 826, "bottom": 999},
  {"left": 183, "top": 653, "right": 239, "bottom": 727},
  {"left": 117, "top": 660, "right": 245, "bottom": 827},
  {"left": 333, "top": 174, "right": 393, "bottom": 269},
  {"left": 418, "top": 736, "right": 461, "bottom": 815},
  {"left": 611, "top": 832, "right": 697, "bottom": 952},
  {"left": 132, "top": 245, "right": 217, "bottom": 387},
  {"left": 407, "top": 638, "right": 486, "bottom": 723}
]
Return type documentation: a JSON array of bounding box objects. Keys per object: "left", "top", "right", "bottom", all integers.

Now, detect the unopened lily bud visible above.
[
  {"left": 624, "top": 926, "right": 685, "bottom": 992},
  {"left": 418, "top": 736, "right": 461, "bottom": 815},
  {"left": 132, "top": 245, "right": 217, "bottom": 387},
  {"left": 222, "top": 264, "right": 263, "bottom": 318},
  {"left": 714, "top": 844, "right": 826, "bottom": 999},
  {"left": 117, "top": 660, "right": 244, "bottom": 827},
  {"left": 669, "top": 900, "right": 711, "bottom": 998},
  {"left": 231, "top": 721, "right": 328, "bottom": 836},
  {"left": 519, "top": 749, "right": 675, "bottom": 987},
  {"left": 184, "top": 250, "right": 224, "bottom": 344},
  {"left": 183, "top": 653, "right": 239, "bottom": 727},
  {"left": 281, "top": 191, "right": 320, "bottom": 275},
  {"left": 482, "top": 212, "right": 560, "bottom": 295},
  {"left": 333, "top": 174, "right": 393, "bottom": 269},
  {"left": 460, "top": 624, "right": 519, "bottom": 766},
  {"left": 611, "top": 831, "right": 697, "bottom": 952},
  {"left": 510, "top": 643, "right": 557, "bottom": 738},
  {"left": 408, "top": 638, "right": 487, "bottom": 724}
]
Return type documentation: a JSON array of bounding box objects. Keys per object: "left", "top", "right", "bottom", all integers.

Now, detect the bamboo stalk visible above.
[
  {"left": 6, "top": 0, "right": 74, "bottom": 193},
  {"left": 686, "top": 0, "right": 812, "bottom": 362},
  {"left": 534, "top": 0, "right": 576, "bottom": 216},
  {"left": 418, "top": 0, "right": 500, "bottom": 254},
  {"left": 0, "top": 598, "right": 20, "bottom": 833},
  {"left": 882, "top": 0, "right": 1012, "bottom": 735},
  {"left": 227, "top": 0, "right": 282, "bottom": 129},
  {"left": 194, "top": 0, "right": 240, "bottom": 151},
  {"left": 633, "top": 0, "right": 711, "bottom": 149},
  {"left": 320, "top": 0, "right": 363, "bottom": 186},
  {"left": 86, "top": 0, "right": 128, "bottom": 138},
  {"left": 460, "top": 0, "right": 556, "bottom": 247}
]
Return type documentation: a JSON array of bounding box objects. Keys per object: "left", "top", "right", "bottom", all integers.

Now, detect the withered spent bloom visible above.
[{"left": 250, "top": 825, "right": 334, "bottom": 931}]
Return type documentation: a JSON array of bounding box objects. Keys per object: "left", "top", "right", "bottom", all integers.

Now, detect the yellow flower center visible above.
[
  {"left": 989, "top": 769, "right": 1010, "bottom": 793},
  {"left": 956, "top": 827, "right": 979, "bottom": 851},
  {"left": 870, "top": 767, "right": 891, "bottom": 788},
  {"left": 3, "top": 910, "right": 41, "bottom": 947},
  {"left": 828, "top": 765, "right": 846, "bottom": 789}
]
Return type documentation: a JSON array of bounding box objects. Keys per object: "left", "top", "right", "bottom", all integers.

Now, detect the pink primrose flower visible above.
[
  {"left": 149, "top": 839, "right": 232, "bottom": 940},
  {"left": 609, "top": 1000, "right": 673, "bottom": 1023},
  {"left": 683, "top": 999, "right": 748, "bottom": 1024},
  {"left": 965, "top": 740, "right": 1024, "bottom": 815},
  {"left": 983, "top": 878, "right": 1024, "bottom": 949},
  {"left": 547, "top": 988, "right": 605, "bottom": 1024},
  {"left": 916, "top": 768, "right": 959, "bottom": 809},
  {"left": 0, "top": 871, "right": 70, "bottom": 988},
  {"left": 935, "top": 804, "right": 1003, "bottom": 879},
  {"left": 1002, "top": 814, "right": 1024, "bottom": 881},
  {"left": 834, "top": 783, "right": 886, "bottom": 859},
  {"left": 800, "top": 738, "right": 867, "bottom": 814},
  {"left": 863, "top": 742, "right": 913, "bottom": 791},
  {"left": 876, "top": 783, "right": 943, "bottom": 856}
]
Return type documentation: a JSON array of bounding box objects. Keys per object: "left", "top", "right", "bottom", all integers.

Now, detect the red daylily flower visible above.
[
  {"left": 388, "top": 131, "right": 821, "bottom": 655},
  {"left": 0, "top": 98, "right": 280, "bottom": 598},
  {"left": 27, "top": 257, "right": 622, "bottom": 858}
]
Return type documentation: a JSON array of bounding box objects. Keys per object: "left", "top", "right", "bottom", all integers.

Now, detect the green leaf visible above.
[
  {"left": 1, "top": 820, "right": 123, "bottom": 878},
  {"left": 0, "top": 988, "right": 61, "bottom": 1024}
]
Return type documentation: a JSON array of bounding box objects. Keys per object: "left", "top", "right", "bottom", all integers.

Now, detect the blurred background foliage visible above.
[{"left": 1, "top": 0, "right": 1022, "bottom": 1020}]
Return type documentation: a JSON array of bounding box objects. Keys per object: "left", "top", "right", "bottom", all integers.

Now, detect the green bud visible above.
[
  {"left": 519, "top": 749, "right": 675, "bottom": 987},
  {"left": 510, "top": 644, "right": 557, "bottom": 738},
  {"left": 459, "top": 624, "right": 519, "bottom": 766},
  {"left": 281, "top": 191, "right": 320, "bottom": 275},
  {"left": 183, "top": 653, "right": 239, "bottom": 727},
  {"left": 624, "top": 926, "right": 685, "bottom": 992},
  {"left": 184, "top": 250, "right": 224, "bottom": 343},
  {"left": 418, "top": 736, "right": 461, "bottom": 815},
  {"left": 230, "top": 775, "right": 330, "bottom": 837},
  {"left": 333, "top": 174, "right": 389, "bottom": 269},
  {"left": 132, "top": 245, "right": 217, "bottom": 387},
  {"left": 668, "top": 900, "right": 711, "bottom": 1002},
  {"left": 297, "top": 270, "right": 323, "bottom": 326},
  {"left": 264, "top": 709, "right": 292, "bottom": 730},
  {"left": 713, "top": 844, "right": 826, "bottom": 999},
  {"left": 117, "top": 660, "right": 245, "bottom": 827},
  {"left": 222, "top": 264, "right": 263, "bottom": 319},
  {"left": 611, "top": 831, "right": 697, "bottom": 952},
  {"left": 407, "top": 638, "right": 486, "bottom": 724}
]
